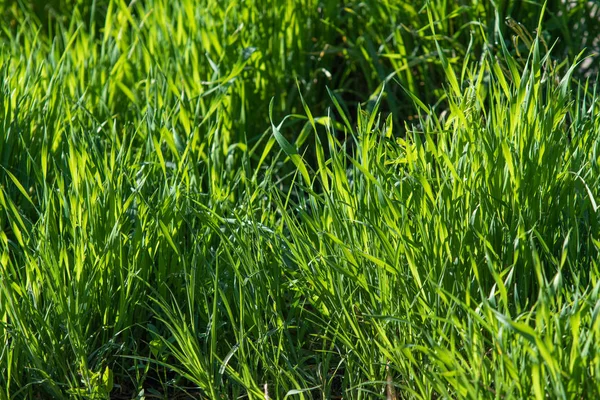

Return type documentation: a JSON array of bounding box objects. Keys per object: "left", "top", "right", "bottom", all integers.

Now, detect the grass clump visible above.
[{"left": 1, "top": 0, "right": 600, "bottom": 399}]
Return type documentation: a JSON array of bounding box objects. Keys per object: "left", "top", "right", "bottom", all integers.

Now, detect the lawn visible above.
[{"left": 1, "top": 0, "right": 600, "bottom": 398}]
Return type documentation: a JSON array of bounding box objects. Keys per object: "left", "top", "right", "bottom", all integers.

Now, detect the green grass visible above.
[{"left": 1, "top": 0, "right": 600, "bottom": 398}]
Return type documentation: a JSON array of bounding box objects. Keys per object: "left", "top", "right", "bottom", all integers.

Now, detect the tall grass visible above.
[{"left": 1, "top": 0, "right": 599, "bottom": 398}]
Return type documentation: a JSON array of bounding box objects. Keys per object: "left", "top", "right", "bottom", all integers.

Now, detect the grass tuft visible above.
[{"left": 1, "top": 0, "right": 600, "bottom": 398}]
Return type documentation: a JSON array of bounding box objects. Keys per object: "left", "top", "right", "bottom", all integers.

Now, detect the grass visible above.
[{"left": 1, "top": 0, "right": 600, "bottom": 398}]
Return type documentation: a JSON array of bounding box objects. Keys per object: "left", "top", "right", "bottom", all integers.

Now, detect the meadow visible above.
[{"left": 1, "top": 0, "right": 600, "bottom": 398}]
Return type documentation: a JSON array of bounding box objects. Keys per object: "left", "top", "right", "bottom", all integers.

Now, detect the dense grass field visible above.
[{"left": 1, "top": 0, "right": 600, "bottom": 398}]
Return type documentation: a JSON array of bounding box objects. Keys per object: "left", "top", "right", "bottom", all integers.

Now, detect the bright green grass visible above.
[{"left": 1, "top": 0, "right": 600, "bottom": 399}]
